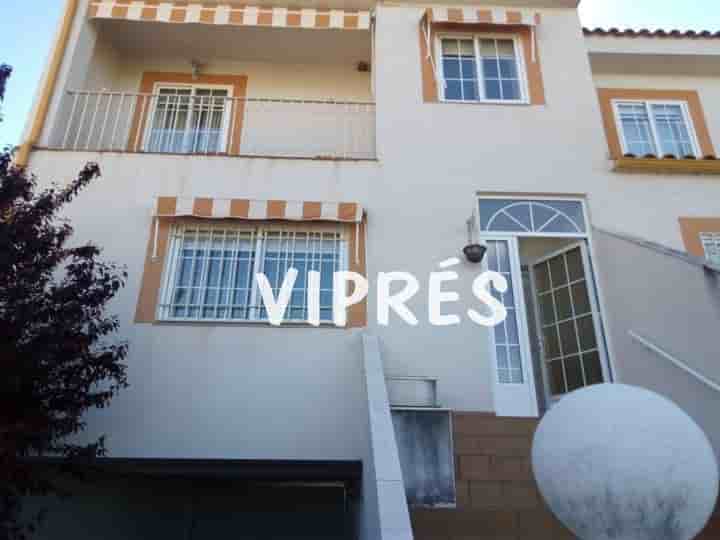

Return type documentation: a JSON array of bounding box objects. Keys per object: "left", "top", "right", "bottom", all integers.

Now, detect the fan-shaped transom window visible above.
[{"left": 478, "top": 199, "right": 586, "bottom": 235}]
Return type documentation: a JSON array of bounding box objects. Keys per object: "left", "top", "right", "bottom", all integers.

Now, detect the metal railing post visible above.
[
  {"left": 62, "top": 91, "right": 79, "bottom": 149},
  {"left": 97, "top": 92, "right": 113, "bottom": 151},
  {"left": 110, "top": 93, "right": 125, "bottom": 151},
  {"left": 134, "top": 94, "right": 149, "bottom": 152},
  {"left": 86, "top": 92, "right": 103, "bottom": 150},
  {"left": 72, "top": 92, "right": 90, "bottom": 150}
]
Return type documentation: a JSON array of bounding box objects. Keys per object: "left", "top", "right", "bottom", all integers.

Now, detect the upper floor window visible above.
[
  {"left": 614, "top": 101, "right": 698, "bottom": 157},
  {"left": 700, "top": 232, "right": 720, "bottom": 265},
  {"left": 158, "top": 224, "right": 346, "bottom": 323},
  {"left": 439, "top": 36, "right": 525, "bottom": 103},
  {"left": 145, "top": 85, "right": 232, "bottom": 154}
]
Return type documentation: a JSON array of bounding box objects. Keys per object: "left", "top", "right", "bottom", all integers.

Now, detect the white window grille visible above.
[
  {"left": 146, "top": 86, "right": 230, "bottom": 154},
  {"left": 532, "top": 246, "right": 604, "bottom": 397},
  {"left": 441, "top": 38, "right": 478, "bottom": 101},
  {"left": 700, "top": 232, "right": 720, "bottom": 265},
  {"left": 615, "top": 101, "right": 698, "bottom": 157},
  {"left": 486, "top": 239, "right": 524, "bottom": 384},
  {"left": 478, "top": 38, "right": 522, "bottom": 101},
  {"left": 158, "top": 224, "right": 346, "bottom": 323},
  {"left": 440, "top": 36, "right": 525, "bottom": 103}
]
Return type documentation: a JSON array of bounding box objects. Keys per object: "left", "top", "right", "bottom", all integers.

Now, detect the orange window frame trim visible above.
[
  {"left": 127, "top": 72, "right": 248, "bottom": 155},
  {"left": 134, "top": 214, "right": 368, "bottom": 328},
  {"left": 597, "top": 88, "right": 716, "bottom": 160},
  {"left": 679, "top": 217, "right": 720, "bottom": 258},
  {"left": 419, "top": 22, "right": 546, "bottom": 105}
]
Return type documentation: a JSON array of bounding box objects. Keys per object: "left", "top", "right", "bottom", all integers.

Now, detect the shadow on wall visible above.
[
  {"left": 591, "top": 228, "right": 720, "bottom": 460},
  {"left": 27, "top": 475, "right": 354, "bottom": 540}
]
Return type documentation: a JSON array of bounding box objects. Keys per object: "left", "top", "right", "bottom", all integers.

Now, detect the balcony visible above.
[
  {"left": 51, "top": 90, "right": 376, "bottom": 160},
  {"left": 40, "top": 2, "right": 376, "bottom": 160}
]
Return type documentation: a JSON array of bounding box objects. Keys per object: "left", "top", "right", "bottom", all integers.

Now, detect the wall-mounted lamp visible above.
[
  {"left": 463, "top": 216, "right": 487, "bottom": 264},
  {"left": 191, "top": 60, "right": 202, "bottom": 80}
]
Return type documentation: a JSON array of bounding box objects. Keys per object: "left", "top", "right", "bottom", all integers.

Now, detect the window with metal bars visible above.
[
  {"left": 146, "top": 86, "right": 230, "bottom": 154},
  {"left": 158, "top": 224, "right": 347, "bottom": 323}
]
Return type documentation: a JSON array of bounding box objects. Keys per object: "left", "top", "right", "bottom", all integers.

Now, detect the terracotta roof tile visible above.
[{"left": 583, "top": 27, "right": 720, "bottom": 39}]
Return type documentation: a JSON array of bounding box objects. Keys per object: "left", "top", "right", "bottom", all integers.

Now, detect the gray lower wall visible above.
[{"left": 593, "top": 229, "right": 720, "bottom": 458}]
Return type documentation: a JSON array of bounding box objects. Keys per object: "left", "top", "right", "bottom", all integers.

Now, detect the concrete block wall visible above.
[
  {"left": 701, "top": 511, "right": 720, "bottom": 539},
  {"left": 411, "top": 413, "right": 573, "bottom": 540},
  {"left": 411, "top": 412, "right": 720, "bottom": 540}
]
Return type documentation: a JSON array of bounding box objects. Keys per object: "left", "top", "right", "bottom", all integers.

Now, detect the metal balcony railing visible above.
[{"left": 52, "top": 90, "right": 377, "bottom": 160}]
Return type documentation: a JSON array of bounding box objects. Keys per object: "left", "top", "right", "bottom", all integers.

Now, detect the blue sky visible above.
[{"left": 1, "top": 0, "right": 719, "bottom": 147}]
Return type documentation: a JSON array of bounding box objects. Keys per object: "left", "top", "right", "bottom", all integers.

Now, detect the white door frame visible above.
[
  {"left": 529, "top": 240, "right": 612, "bottom": 407},
  {"left": 476, "top": 195, "right": 616, "bottom": 417},
  {"left": 483, "top": 236, "right": 539, "bottom": 418}
]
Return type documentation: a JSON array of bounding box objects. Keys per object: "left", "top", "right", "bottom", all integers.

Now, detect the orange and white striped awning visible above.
[
  {"left": 88, "top": 1, "right": 371, "bottom": 30},
  {"left": 154, "top": 196, "right": 364, "bottom": 223},
  {"left": 151, "top": 196, "right": 364, "bottom": 260},
  {"left": 420, "top": 6, "right": 541, "bottom": 80},
  {"left": 423, "top": 6, "right": 541, "bottom": 27}
]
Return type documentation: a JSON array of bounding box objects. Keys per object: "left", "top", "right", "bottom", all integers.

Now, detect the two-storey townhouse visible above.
[{"left": 16, "top": 0, "right": 720, "bottom": 538}]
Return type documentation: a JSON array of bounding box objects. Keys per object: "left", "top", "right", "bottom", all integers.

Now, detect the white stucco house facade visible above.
[{"left": 17, "top": 0, "right": 720, "bottom": 538}]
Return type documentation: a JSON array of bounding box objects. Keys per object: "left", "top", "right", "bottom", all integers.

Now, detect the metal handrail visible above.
[
  {"left": 66, "top": 90, "right": 375, "bottom": 106},
  {"left": 629, "top": 330, "right": 720, "bottom": 394},
  {"left": 55, "top": 90, "right": 377, "bottom": 159},
  {"left": 594, "top": 226, "right": 720, "bottom": 274}
]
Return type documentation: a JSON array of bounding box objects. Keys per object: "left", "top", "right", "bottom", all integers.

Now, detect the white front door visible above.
[
  {"left": 529, "top": 242, "right": 610, "bottom": 405},
  {"left": 485, "top": 238, "right": 539, "bottom": 417}
]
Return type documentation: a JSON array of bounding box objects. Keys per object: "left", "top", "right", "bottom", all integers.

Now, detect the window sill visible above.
[
  {"left": 437, "top": 99, "right": 531, "bottom": 106},
  {"left": 33, "top": 147, "right": 379, "bottom": 163},
  {"left": 613, "top": 156, "right": 720, "bottom": 175},
  {"left": 145, "top": 319, "right": 354, "bottom": 329}
]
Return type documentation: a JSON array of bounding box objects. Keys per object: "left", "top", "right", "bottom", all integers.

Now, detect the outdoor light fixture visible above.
[
  {"left": 463, "top": 217, "right": 487, "bottom": 264},
  {"left": 464, "top": 243, "right": 487, "bottom": 264},
  {"left": 191, "top": 60, "right": 202, "bottom": 80}
]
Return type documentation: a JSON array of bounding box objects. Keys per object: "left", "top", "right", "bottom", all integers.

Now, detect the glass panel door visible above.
[
  {"left": 530, "top": 242, "right": 608, "bottom": 403},
  {"left": 146, "top": 87, "right": 229, "bottom": 153},
  {"left": 147, "top": 88, "right": 193, "bottom": 153},
  {"left": 486, "top": 240, "right": 524, "bottom": 384},
  {"left": 188, "top": 88, "right": 230, "bottom": 153},
  {"left": 485, "top": 238, "right": 538, "bottom": 417}
]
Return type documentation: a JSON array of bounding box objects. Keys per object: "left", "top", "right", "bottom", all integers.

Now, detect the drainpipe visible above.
[{"left": 15, "top": 0, "right": 80, "bottom": 167}]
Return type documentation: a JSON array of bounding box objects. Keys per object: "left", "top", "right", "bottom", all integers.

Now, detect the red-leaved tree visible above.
[{"left": 0, "top": 65, "right": 129, "bottom": 540}]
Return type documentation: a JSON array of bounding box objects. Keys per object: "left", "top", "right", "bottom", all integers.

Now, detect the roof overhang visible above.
[
  {"left": 187, "top": 0, "right": 580, "bottom": 6},
  {"left": 420, "top": 0, "right": 577, "bottom": 7},
  {"left": 25, "top": 458, "right": 363, "bottom": 494},
  {"left": 585, "top": 32, "right": 720, "bottom": 76}
]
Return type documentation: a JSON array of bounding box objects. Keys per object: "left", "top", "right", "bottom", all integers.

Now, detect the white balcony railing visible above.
[{"left": 51, "top": 91, "right": 376, "bottom": 160}]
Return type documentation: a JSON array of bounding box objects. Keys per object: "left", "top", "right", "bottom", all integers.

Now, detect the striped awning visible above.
[
  {"left": 420, "top": 6, "right": 541, "bottom": 85},
  {"left": 151, "top": 196, "right": 364, "bottom": 261},
  {"left": 424, "top": 7, "right": 541, "bottom": 27},
  {"left": 88, "top": 1, "right": 371, "bottom": 30},
  {"left": 154, "top": 197, "right": 364, "bottom": 223}
]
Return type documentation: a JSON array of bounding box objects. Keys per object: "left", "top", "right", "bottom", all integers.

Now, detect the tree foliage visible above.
[
  {"left": 0, "top": 67, "right": 128, "bottom": 540},
  {"left": 0, "top": 65, "right": 11, "bottom": 122}
]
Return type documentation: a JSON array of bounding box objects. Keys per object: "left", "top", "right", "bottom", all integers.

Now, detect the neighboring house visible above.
[{"left": 17, "top": 0, "right": 720, "bottom": 538}]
